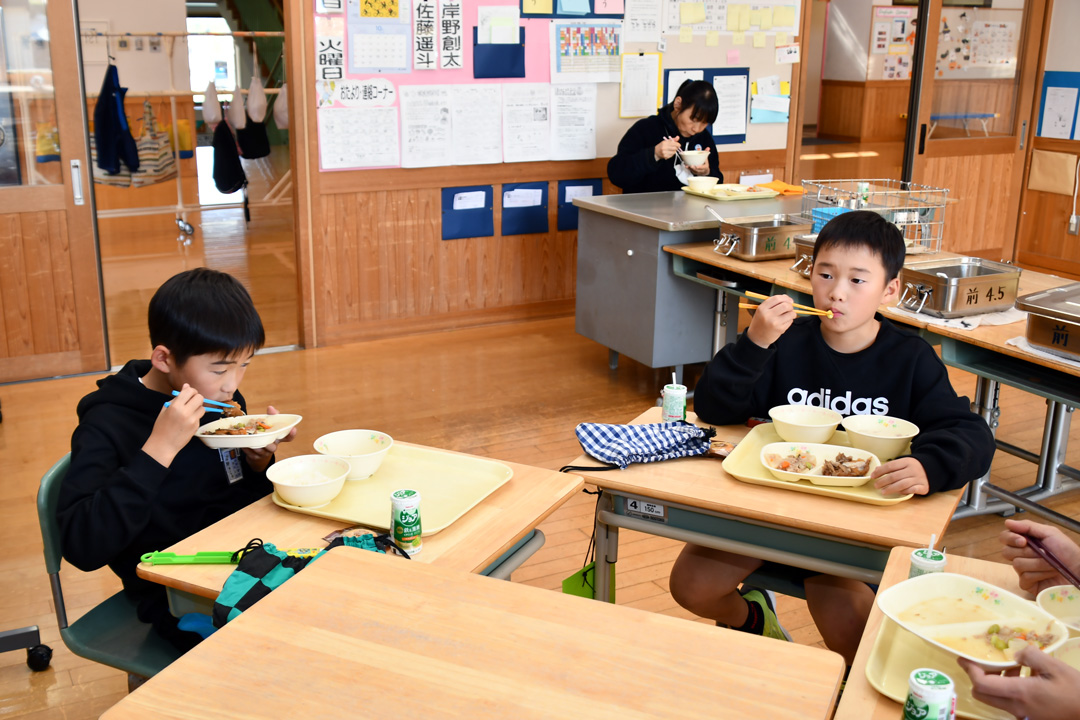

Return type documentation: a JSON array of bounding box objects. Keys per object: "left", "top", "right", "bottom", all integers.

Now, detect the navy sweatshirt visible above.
[
  {"left": 607, "top": 104, "right": 723, "bottom": 193},
  {"left": 694, "top": 316, "right": 995, "bottom": 494},
  {"left": 59, "top": 360, "right": 272, "bottom": 634}
]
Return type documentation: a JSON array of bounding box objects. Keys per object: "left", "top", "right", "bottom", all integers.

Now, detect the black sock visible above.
[{"left": 733, "top": 597, "right": 765, "bottom": 634}]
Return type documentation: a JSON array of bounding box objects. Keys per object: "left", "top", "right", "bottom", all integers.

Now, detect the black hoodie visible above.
[
  {"left": 58, "top": 360, "right": 272, "bottom": 640},
  {"left": 606, "top": 103, "right": 723, "bottom": 193},
  {"left": 694, "top": 316, "right": 996, "bottom": 494}
]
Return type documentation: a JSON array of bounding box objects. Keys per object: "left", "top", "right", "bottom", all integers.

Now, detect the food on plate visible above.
[
  {"left": 206, "top": 417, "right": 273, "bottom": 436},
  {"left": 763, "top": 449, "right": 816, "bottom": 473},
  {"left": 222, "top": 400, "right": 244, "bottom": 418},
  {"left": 939, "top": 623, "right": 1059, "bottom": 663},
  {"left": 898, "top": 597, "right": 997, "bottom": 626},
  {"left": 821, "top": 452, "right": 871, "bottom": 477}
]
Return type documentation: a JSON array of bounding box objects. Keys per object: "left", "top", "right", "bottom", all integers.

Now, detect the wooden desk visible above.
[
  {"left": 137, "top": 444, "right": 583, "bottom": 610},
  {"left": 108, "top": 547, "right": 847, "bottom": 719},
  {"left": 568, "top": 407, "right": 963, "bottom": 601},
  {"left": 835, "top": 547, "right": 1021, "bottom": 719},
  {"left": 663, "top": 241, "right": 1080, "bottom": 519}
]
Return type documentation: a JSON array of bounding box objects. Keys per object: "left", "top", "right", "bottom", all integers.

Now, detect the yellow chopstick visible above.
[
  {"left": 743, "top": 290, "right": 830, "bottom": 316},
  {"left": 738, "top": 302, "right": 833, "bottom": 318}
]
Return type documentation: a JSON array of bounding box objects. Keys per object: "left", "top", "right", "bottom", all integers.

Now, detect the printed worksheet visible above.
[
  {"left": 551, "top": 83, "right": 597, "bottom": 160},
  {"left": 503, "top": 83, "right": 551, "bottom": 163},
  {"left": 318, "top": 106, "right": 400, "bottom": 168},
  {"left": 399, "top": 85, "right": 453, "bottom": 168},
  {"left": 450, "top": 84, "right": 503, "bottom": 165}
]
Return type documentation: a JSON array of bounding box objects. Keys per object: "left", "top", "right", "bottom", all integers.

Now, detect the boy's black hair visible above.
[
  {"left": 672, "top": 80, "right": 719, "bottom": 125},
  {"left": 813, "top": 210, "right": 906, "bottom": 281},
  {"left": 148, "top": 268, "right": 265, "bottom": 365}
]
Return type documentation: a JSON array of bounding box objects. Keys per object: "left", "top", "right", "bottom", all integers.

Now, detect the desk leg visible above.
[
  {"left": 608, "top": 350, "right": 619, "bottom": 370},
  {"left": 593, "top": 493, "right": 619, "bottom": 603},
  {"left": 1037, "top": 402, "right": 1073, "bottom": 493},
  {"left": 960, "top": 376, "right": 1001, "bottom": 514}
]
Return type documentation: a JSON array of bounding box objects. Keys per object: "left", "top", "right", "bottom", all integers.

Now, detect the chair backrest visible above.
[{"left": 37, "top": 454, "right": 71, "bottom": 576}]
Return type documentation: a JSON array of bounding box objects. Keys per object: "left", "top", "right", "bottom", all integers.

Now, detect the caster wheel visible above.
[
  {"left": 182, "top": 222, "right": 194, "bottom": 234},
  {"left": 26, "top": 644, "right": 52, "bottom": 671}
]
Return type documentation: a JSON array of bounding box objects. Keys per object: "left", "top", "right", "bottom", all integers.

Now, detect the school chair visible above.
[{"left": 38, "top": 454, "right": 183, "bottom": 688}]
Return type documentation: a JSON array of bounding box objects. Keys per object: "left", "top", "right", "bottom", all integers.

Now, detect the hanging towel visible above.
[
  {"left": 212, "top": 120, "right": 246, "bottom": 194},
  {"left": 227, "top": 92, "right": 247, "bottom": 130},
  {"left": 93, "top": 64, "right": 140, "bottom": 175},
  {"left": 203, "top": 82, "right": 222, "bottom": 125},
  {"left": 247, "top": 76, "right": 268, "bottom": 122},
  {"left": 273, "top": 83, "right": 289, "bottom": 129}
]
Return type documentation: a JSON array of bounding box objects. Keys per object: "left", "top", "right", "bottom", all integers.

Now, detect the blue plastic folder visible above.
[
  {"left": 501, "top": 181, "right": 549, "bottom": 236},
  {"left": 557, "top": 179, "right": 603, "bottom": 231},
  {"left": 441, "top": 186, "right": 494, "bottom": 241},
  {"left": 473, "top": 27, "right": 526, "bottom": 79},
  {"left": 557, "top": 0, "right": 590, "bottom": 14}
]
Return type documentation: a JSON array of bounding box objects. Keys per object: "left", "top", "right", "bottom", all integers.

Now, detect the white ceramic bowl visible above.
[
  {"left": 760, "top": 441, "right": 880, "bottom": 487},
  {"left": 267, "top": 455, "right": 349, "bottom": 508},
  {"left": 679, "top": 150, "right": 709, "bottom": 166},
  {"left": 1037, "top": 585, "right": 1080, "bottom": 638},
  {"left": 768, "top": 404, "right": 842, "bottom": 444},
  {"left": 196, "top": 414, "right": 303, "bottom": 450},
  {"left": 1053, "top": 637, "right": 1080, "bottom": 669},
  {"left": 687, "top": 176, "right": 719, "bottom": 192},
  {"left": 841, "top": 415, "right": 919, "bottom": 461},
  {"left": 314, "top": 429, "right": 394, "bottom": 480}
]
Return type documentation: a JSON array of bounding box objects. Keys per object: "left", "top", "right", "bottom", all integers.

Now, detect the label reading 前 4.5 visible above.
[{"left": 625, "top": 496, "right": 667, "bottom": 523}]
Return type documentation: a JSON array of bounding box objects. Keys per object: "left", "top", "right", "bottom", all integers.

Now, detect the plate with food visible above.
[
  {"left": 722, "top": 423, "right": 911, "bottom": 505},
  {"left": 760, "top": 441, "right": 881, "bottom": 487},
  {"left": 876, "top": 572, "right": 1068, "bottom": 669},
  {"left": 196, "top": 413, "right": 303, "bottom": 449}
]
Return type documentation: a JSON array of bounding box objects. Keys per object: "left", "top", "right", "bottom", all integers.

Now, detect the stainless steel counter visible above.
[{"left": 572, "top": 191, "right": 805, "bottom": 232}]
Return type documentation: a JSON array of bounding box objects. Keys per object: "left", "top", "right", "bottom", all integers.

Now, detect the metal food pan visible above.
[
  {"left": 1016, "top": 283, "right": 1080, "bottom": 361},
  {"left": 898, "top": 257, "right": 1021, "bottom": 318},
  {"left": 713, "top": 214, "right": 812, "bottom": 262}
]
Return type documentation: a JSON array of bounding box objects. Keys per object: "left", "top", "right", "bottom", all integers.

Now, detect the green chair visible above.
[{"left": 38, "top": 454, "right": 183, "bottom": 682}]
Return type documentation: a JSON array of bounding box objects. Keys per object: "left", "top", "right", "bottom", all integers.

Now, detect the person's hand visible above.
[
  {"left": 872, "top": 457, "right": 929, "bottom": 496},
  {"left": 242, "top": 405, "right": 297, "bottom": 473},
  {"left": 745, "top": 294, "right": 795, "bottom": 348},
  {"left": 654, "top": 136, "right": 680, "bottom": 161},
  {"left": 143, "top": 383, "right": 204, "bottom": 468},
  {"left": 1001, "top": 518, "right": 1080, "bottom": 595},
  {"left": 687, "top": 148, "right": 712, "bottom": 172},
  {"left": 959, "top": 645, "right": 1080, "bottom": 720}
]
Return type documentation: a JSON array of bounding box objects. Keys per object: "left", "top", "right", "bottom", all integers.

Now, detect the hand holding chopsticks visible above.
[
  {"left": 1001, "top": 518, "right": 1080, "bottom": 595},
  {"left": 742, "top": 290, "right": 833, "bottom": 318}
]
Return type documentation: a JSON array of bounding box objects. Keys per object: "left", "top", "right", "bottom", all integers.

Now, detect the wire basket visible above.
[{"left": 797, "top": 179, "right": 949, "bottom": 255}]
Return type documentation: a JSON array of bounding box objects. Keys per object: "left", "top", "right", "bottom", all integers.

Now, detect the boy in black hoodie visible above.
[
  {"left": 58, "top": 268, "right": 295, "bottom": 651},
  {"left": 668, "top": 211, "right": 995, "bottom": 666}
]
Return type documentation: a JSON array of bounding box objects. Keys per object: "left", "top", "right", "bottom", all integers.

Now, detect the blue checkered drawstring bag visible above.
[{"left": 565, "top": 421, "right": 716, "bottom": 471}]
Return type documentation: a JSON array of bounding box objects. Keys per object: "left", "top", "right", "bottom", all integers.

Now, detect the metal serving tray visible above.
[
  {"left": 898, "top": 257, "right": 1021, "bottom": 318},
  {"left": 712, "top": 214, "right": 812, "bottom": 262},
  {"left": 789, "top": 233, "right": 817, "bottom": 277},
  {"left": 1016, "top": 282, "right": 1080, "bottom": 362}
]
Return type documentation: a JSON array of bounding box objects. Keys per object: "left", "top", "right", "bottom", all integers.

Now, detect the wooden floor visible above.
[{"left": 1, "top": 313, "right": 1079, "bottom": 717}]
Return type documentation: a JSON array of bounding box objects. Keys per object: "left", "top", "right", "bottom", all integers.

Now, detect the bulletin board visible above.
[
  {"left": 313, "top": 0, "right": 802, "bottom": 172},
  {"left": 867, "top": 5, "right": 1022, "bottom": 82}
]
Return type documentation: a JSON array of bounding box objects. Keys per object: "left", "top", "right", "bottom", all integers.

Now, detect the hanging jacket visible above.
[
  {"left": 93, "top": 64, "right": 140, "bottom": 175},
  {"left": 212, "top": 119, "right": 247, "bottom": 194}
]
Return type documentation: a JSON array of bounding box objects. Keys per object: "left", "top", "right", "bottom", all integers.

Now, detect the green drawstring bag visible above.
[
  {"left": 561, "top": 498, "right": 615, "bottom": 603},
  {"left": 212, "top": 535, "right": 408, "bottom": 627}
]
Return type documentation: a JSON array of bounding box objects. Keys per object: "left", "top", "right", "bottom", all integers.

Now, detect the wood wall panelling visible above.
[{"left": 921, "top": 152, "right": 1014, "bottom": 258}]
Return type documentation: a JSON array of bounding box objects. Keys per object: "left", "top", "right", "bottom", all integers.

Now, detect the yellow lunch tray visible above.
[
  {"left": 865, "top": 617, "right": 1011, "bottom": 720},
  {"left": 681, "top": 185, "right": 781, "bottom": 201},
  {"left": 721, "top": 424, "right": 912, "bottom": 505},
  {"left": 271, "top": 444, "right": 513, "bottom": 535}
]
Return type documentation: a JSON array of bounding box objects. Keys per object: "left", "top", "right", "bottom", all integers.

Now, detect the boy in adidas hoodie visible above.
[
  {"left": 669, "top": 211, "right": 995, "bottom": 666},
  {"left": 58, "top": 268, "right": 295, "bottom": 651}
]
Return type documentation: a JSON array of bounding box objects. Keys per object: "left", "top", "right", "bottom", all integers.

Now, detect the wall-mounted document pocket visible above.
[
  {"left": 442, "top": 185, "right": 494, "bottom": 240},
  {"left": 473, "top": 27, "right": 526, "bottom": 79}
]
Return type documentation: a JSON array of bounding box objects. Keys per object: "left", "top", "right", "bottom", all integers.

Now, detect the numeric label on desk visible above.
[{"left": 625, "top": 496, "right": 667, "bottom": 523}]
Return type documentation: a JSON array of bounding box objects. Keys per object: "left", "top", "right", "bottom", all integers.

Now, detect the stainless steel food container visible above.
[
  {"left": 713, "top": 215, "right": 813, "bottom": 262},
  {"left": 1016, "top": 283, "right": 1080, "bottom": 362},
  {"left": 898, "top": 257, "right": 1021, "bottom": 318},
  {"left": 789, "top": 233, "right": 817, "bottom": 277}
]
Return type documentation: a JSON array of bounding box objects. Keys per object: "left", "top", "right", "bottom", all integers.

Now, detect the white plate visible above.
[
  {"left": 196, "top": 413, "right": 303, "bottom": 449},
  {"left": 876, "top": 572, "right": 1069, "bottom": 669},
  {"left": 759, "top": 441, "right": 880, "bottom": 487}
]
